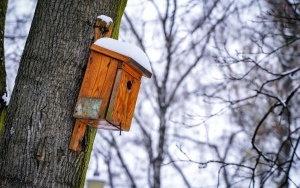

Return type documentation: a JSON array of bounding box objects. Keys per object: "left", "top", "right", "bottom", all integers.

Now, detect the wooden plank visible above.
[
  {"left": 79, "top": 52, "right": 110, "bottom": 97},
  {"left": 106, "top": 69, "right": 141, "bottom": 131},
  {"left": 97, "top": 58, "right": 119, "bottom": 118},
  {"left": 69, "top": 119, "right": 87, "bottom": 151},
  {"left": 78, "top": 52, "right": 119, "bottom": 118},
  {"left": 124, "top": 78, "right": 141, "bottom": 130},
  {"left": 118, "top": 62, "right": 142, "bottom": 80},
  {"left": 70, "top": 51, "right": 118, "bottom": 151},
  {"left": 106, "top": 69, "right": 123, "bottom": 126}
]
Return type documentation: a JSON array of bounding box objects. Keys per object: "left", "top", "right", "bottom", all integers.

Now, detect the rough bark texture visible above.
[
  {"left": 0, "top": 1, "right": 126, "bottom": 187},
  {"left": 0, "top": 0, "right": 7, "bottom": 136}
]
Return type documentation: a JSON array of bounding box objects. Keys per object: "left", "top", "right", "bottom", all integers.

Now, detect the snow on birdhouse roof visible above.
[
  {"left": 94, "top": 38, "right": 152, "bottom": 77},
  {"left": 97, "top": 15, "right": 113, "bottom": 26}
]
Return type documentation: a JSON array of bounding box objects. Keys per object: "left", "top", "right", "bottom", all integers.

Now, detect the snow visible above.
[
  {"left": 97, "top": 15, "right": 113, "bottom": 26},
  {"left": 94, "top": 38, "right": 152, "bottom": 74}
]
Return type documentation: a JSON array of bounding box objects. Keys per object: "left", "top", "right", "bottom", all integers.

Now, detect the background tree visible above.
[
  {"left": 0, "top": 0, "right": 127, "bottom": 187},
  {"left": 89, "top": 0, "right": 300, "bottom": 187},
  {"left": 4, "top": 0, "right": 36, "bottom": 102},
  {"left": 205, "top": 0, "right": 300, "bottom": 187},
  {"left": 90, "top": 0, "right": 240, "bottom": 187},
  {"left": 0, "top": 0, "right": 7, "bottom": 134},
  {"left": 4, "top": 0, "right": 300, "bottom": 187}
]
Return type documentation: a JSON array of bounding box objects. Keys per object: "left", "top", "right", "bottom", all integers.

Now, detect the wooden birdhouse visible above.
[{"left": 69, "top": 37, "right": 152, "bottom": 151}]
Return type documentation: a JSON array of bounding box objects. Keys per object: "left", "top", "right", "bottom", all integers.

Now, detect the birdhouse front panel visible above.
[{"left": 106, "top": 63, "right": 141, "bottom": 131}]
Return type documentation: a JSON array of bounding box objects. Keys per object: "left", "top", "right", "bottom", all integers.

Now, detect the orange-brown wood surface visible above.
[
  {"left": 106, "top": 68, "right": 141, "bottom": 131},
  {"left": 69, "top": 119, "right": 87, "bottom": 151},
  {"left": 70, "top": 45, "right": 144, "bottom": 150},
  {"left": 70, "top": 49, "right": 119, "bottom": 150},
  {"left": 78, "top": 51, "right": 119, "bottom": 118},
  {"left": 70, "top": 22, "right": 120, "bottom": 151},
  {"left": 119, "top": 62, "right": 142, "bottom": 80}
]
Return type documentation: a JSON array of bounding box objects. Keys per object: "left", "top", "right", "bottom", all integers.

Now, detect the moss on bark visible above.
[{"left": 0, "top": 0, "right": 7, "bottom": 137}]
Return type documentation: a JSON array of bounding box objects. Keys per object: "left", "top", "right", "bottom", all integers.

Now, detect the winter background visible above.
[{"left": 4, "top": 0, "right": 300, "bottom": 187}]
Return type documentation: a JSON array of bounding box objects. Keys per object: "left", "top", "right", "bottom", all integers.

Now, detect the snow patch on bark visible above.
[{"left": 97, "top": 15, "right": 113, "bottom": 26}]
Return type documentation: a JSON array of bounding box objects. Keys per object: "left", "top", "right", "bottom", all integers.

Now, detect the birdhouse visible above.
[{"left": 69, "top": 37, "right": 152, "bottom": 151}]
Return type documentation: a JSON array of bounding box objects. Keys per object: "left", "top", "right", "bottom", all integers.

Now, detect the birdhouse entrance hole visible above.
[{"left": 127, "top": 81, "right": 133, "bottom": 90}]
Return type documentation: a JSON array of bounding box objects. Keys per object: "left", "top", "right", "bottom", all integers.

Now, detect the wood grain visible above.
[
  {"left": 106, "top": 66, "right": 141, "bottom": 131},
  {"left": 70, "top": 45, "right": 144, "bottom": 150}
]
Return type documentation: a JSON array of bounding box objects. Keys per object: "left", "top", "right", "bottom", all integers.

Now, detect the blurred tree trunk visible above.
[
  {"left": 0, "top": 0, "right": 7, "bottom": 135},
  {"left": 0, "top": 0, "right": 127, "bottom": 187},
  {"left": 266, "top": 1, "right": 297, "bottom": 187}
]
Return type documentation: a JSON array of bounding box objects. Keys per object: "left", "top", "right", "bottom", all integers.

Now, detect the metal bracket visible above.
[{"left": 73, "top": 97, "right": 102, "bottom": 119}]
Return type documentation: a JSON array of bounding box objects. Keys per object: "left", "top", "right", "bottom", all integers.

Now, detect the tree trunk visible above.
[
  {"left": 0, "top": 0, "right": 7, "bottom": 135},
  {"left": 0, "top": 1, "right": 127, "bottom": 187}
]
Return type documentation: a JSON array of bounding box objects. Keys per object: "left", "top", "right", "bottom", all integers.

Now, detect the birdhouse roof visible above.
[{"left": 94, "top": 38, "right": 152, "bottom": 78}]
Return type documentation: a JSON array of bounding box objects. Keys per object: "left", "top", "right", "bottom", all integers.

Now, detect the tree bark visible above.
[
  {"left": 0, "top": 0, "right": 127, "bottom": 187},
  {"left": 0, "top": 0, "right": 7, "bottom": 135}
]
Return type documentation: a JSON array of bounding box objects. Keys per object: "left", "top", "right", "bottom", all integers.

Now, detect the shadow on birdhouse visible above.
[{"left": 69, "top": 30, "right": 152, "bottom": 151}]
